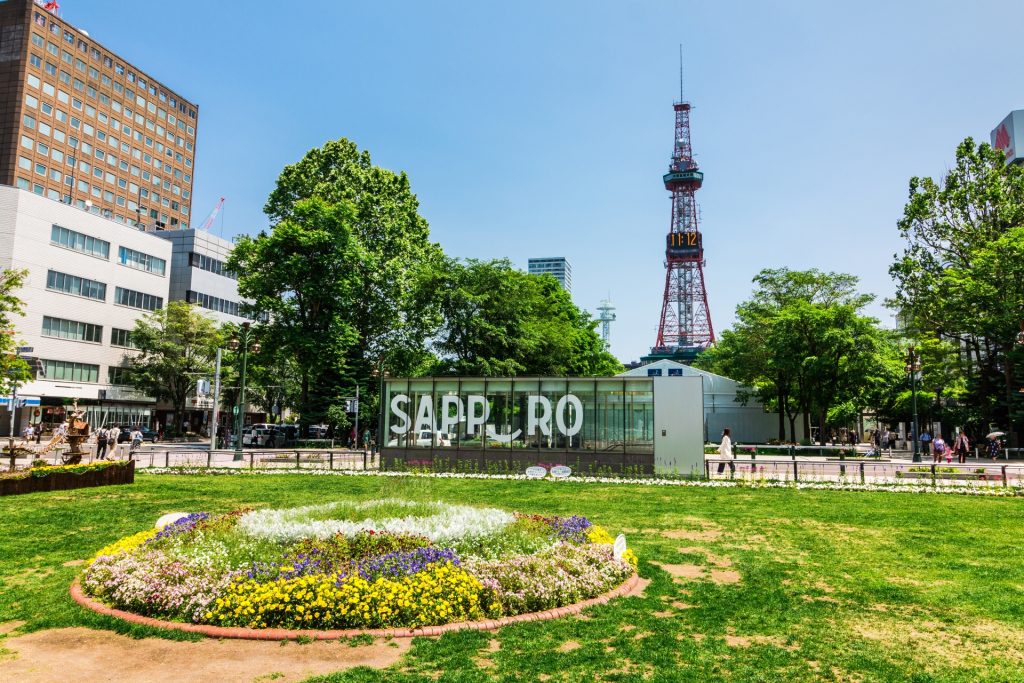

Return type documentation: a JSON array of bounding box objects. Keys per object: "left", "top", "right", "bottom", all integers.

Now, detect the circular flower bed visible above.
[{"left": 80, "top": 499, "right": 637, "bottom": 631}]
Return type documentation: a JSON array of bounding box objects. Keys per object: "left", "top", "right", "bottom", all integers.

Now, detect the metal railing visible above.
[{"left": 705, "top": 457, "right": 1023, "bottom": 486}]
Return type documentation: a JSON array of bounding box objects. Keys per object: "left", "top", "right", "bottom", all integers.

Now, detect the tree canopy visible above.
[
  {"left": 126, "top": 301, "right": 221, "bottom": 434},
  {"left": 698, "top": 268, "right": 899, "bottom": 443},
  {"left": 425, "top": 258, "right": 622, "bottom": 377},
  {"left": 890, "top": 138, "right": 1024, "bottom": 441},
  {"left": 0, "top": 269, "right": 30, "bottom": 396}
]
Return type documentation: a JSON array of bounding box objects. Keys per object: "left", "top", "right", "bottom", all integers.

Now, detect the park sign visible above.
[{"left": 389, "top": 392, "right": 584, "bottom": 442}]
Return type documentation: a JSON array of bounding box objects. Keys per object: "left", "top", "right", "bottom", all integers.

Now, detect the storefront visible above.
[{"left": 380, "top": 376, "right": 704, "bottom": 475}]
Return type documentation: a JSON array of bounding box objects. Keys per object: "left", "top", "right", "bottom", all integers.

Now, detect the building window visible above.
[
  {"left": 114, "top": 287, "right": 162, "bottom": 311},
  {"left": 188, "top": 252, "right": 237, "bottom": 280},
  {"left": 50, "top": 224, "right": 110, "bottom": 259},
  {"left": 110, "top": 328, "right": 137, "bottom": 349},
  {"left": 41, "top": 359, "right": 99, "bottom": 383},
  {"left": 117, "top": 246, "right": 166, "bottom": 276},
  {"left": 186, "top": 290, "right": 240, "bottom": 317},
  {"left": 42, "top": 316, "right": 102, "bottom": 343},
  {"left": 107, "top": 366, "right": 134, "bottom": 386},
  {"left": 46, "top": 270, "right": 107, "bottom": 301}
]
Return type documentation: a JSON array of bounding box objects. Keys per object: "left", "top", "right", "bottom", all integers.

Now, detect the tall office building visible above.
[
  {"left": 0, "top": 0, "right": 198, "bottom": 229},
  {"left": 527, "top": 257, "right": 572, "bottom": 294}
]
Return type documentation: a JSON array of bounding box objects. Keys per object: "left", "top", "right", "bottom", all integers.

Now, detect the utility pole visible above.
[
  {"left": 354, "top": 384, "right": 360, "bottom": 452},
  {"left": 210, "top": 348, "right": 222, "bottom": 451}
]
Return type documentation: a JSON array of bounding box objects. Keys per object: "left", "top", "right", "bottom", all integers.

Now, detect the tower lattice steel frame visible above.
[{"left": 651, "top": 91, "right": 715, "bottom": 361}]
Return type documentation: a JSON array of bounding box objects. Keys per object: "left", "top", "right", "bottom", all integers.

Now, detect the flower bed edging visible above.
[
  {"left": 1, "top": 460, "right": 134, "bottom": 496},
  {"left": 70, "top": 572, "right": 640, "bottom": 640}
]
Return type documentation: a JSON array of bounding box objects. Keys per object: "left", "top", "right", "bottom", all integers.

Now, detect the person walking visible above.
[
  {"left": 989, "top": 437, "right": 1002, "bottom": 462},
  {"left": 716, "top": 428, "right": 733, "bottom": 475},
  {"left": 95, "top": 426, "right": 107, "bottom": 459},
  {"left": 130, "top": 427, "right": 143, "bottom": 457},
  {"left": 953, "top": 431, "right": 970, "bottom": 464},
  {"left": 106, "top": 426, "right": 119, "bottom": 459},
  {"left": 919, "top": 429, "right": 932, "bottom": 460},
  {"left": 932, "top": 434, "right": 947, "bottom": 464}
]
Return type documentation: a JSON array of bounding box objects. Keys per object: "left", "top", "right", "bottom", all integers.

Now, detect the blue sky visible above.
[{"left": 74, "top": 0, "right": 1024, "bottom": 361}]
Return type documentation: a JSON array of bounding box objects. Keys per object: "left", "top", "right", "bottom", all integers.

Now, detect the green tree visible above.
[
  {"left": 229, "top": 198, "right": 363, "bottom": 430},
  {"left": 698, "top": 268, "right": 900, "bottom": 444},
  {"left": 0, "top": 269, "right": 30, "bottom": 396},
  {"left": 425, "top": 258, "right": 621, "bottom": 376},
  {"left": 263, "top": 138, "right": 444, "bottom": 378},
  {"left": 126, "top": 301, "right": 221, "bottom": 435},
  {"left": 891, "top": 138, "right": 1024, "bottom": 440}
]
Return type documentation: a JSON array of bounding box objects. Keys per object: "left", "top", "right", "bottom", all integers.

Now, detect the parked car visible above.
[
  {"left": 387, "top": 430, "right": 452, "bottom": 447},
  {"left": 112, "top": 425, "right": 158, "bottom": 443}
]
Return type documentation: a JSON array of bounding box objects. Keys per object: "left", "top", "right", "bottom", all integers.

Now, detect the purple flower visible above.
[
  {"left": 350, "top": 547, "right": 461, "bottom": 582},
  {"left": 148, "top": 513, "right": 209, "bottom": 543},
  {"left": 552, "top": 515, "right": 592, "bottom": 543}
]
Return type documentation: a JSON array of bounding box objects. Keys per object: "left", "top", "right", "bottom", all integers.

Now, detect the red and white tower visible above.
[{"left": 649, "top": 81, "right": 714, "bottom": 363}]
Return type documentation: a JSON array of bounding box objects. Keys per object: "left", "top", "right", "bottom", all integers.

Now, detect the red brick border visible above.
[{"left": 70, "top": 572, "right": 640, "bottom": 640}]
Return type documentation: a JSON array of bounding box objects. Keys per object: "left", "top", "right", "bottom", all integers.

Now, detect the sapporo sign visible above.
[{"left": 390, "top": 393, "right": 583, "bottom": 443}]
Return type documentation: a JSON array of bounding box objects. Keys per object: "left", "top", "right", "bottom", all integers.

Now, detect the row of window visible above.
[
  {"left": 51, "top": 224, "right": 109, "bottom": 259},
  {"left": 30, "top": 17, "right": 198, "bottom": 120},
  {"left": 50, "top": 225, "right": 165, "bottom": 276},
  {"left": 39, "top": 358, "right": 133, "bottom": 386},
  {"left": 189, "top": 252, "right": 237, "bottom": 280},
  {"left": 45, "top": 269, "right": 163, "bottom": 311},
  {"left": 118, "top": 245, "right": 166, "bottom": 276},
  {"left": 24, "top": 69, "right": 195, "bottom": 159},
  {"left": 186, "top": 290, "right": 241, "bottom": 317},
  {"left": 40, "top": 315, "right": 136, "bottom": 349},
  {"left": 16, "top": 178, "right": 188, "bottom": 229}
]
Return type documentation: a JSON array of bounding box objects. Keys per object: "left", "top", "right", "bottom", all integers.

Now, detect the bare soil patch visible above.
[
  {"left": 710, "top": 569, "right": 742, "bottom": 585},
  {"left": 652, "top": 562, "right": 704, "bottom": 580},
  {"left": 661, "top": 529, "right": 721, "bottom": 541},
  {"left": 725, "top": 634, "right": 798, "bottom": 651},
  {"left": 557, "top": 640, "right": 581, "bottom": 653},
  {"left": 0, "top": 627, "right": 409, "bottom": 683},
  {"left": 0, "top": 621, "right": 25, "bottom": 636}
]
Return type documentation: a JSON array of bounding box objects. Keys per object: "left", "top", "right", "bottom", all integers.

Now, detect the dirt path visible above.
[{"left": 0, "top": 627, "right": 409, "bottom": 683}]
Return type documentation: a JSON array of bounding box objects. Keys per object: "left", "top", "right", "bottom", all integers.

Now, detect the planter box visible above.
[{"left": 0, "top": 461, "right": 135, "bottom": 496}]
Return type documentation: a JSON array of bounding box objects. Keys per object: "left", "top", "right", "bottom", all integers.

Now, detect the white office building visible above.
[
  {"left": 0, "top": 186, "right": 172, "bottom": 435},
  {"left": 153, "top": 228, "right": 247, "bottom": 326},
  {"left": 528, "top": 257, "right": 572, "bottom": 294}
]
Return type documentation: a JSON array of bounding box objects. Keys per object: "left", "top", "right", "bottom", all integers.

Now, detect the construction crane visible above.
[{"left": 198, "top": 197, "right": 225, "bottom": 231}]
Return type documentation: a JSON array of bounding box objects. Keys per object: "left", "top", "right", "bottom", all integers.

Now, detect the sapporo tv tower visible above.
[{"left": 645, "top": 59, "right": 715, "bottom": 364}]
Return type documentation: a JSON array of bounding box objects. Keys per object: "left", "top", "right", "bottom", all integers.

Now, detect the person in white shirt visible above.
[
  {"left": 130, "top": 428, "right": 143, "bottom": 456},
  {"left": 717, "top": 428, "right": 733, "bottom": 475}
]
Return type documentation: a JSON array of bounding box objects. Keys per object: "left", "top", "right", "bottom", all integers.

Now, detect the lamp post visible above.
[
  {"left": 228, "top": 323, "right": 259, "bottom": 461},
  {"left": 372, "top": 364, "right": 389, "bottom": 458},
  {"left": 906, "top": 346, "right": 922, "bottom": 463}
]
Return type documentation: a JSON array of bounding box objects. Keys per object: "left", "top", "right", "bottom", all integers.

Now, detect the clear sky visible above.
[{"left": 72, "top": 0, "right": 1024, "bottom": 362}]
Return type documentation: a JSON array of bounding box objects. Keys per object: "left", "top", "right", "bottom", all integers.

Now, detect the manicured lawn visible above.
[{"left": 2, "top": 473, "right": 1024, "bottom": 681}]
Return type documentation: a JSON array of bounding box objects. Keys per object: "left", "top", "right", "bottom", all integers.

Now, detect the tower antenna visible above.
[{"left": 679, "top": 45, "right": 684, "bottom": 101}]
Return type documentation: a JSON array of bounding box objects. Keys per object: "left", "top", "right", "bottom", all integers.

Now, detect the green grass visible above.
[{"left": 2, "top": 473, "right": 1024, "bottom": 681}]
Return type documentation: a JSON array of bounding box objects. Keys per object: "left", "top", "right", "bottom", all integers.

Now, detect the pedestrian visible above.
[
  {"left": 872, "top": 429, "right": 881, "bottom": 456},
  {"left": 989, "top": 437, "right": 1002, "bottom": 462},
  {"left": 35, "top": 424, "right": 42, "bottom": 443},
  {"left": 106, "top": 426, "right": 119, "bottom": 459},
  {"left": 932, "top": 434, "right": 948, "bottom": 464},
  {"left": 919, "top": 429, "right": 932, "bottom": 460},
  {"left": 882, "top": 428, "right": 892, "bottom": 453},
  {"left": 953, "top": 431, "right": 970, "bottom": 464},
  {"left": 95, "top": 426, "right": 107, "bottom": 459},
  {"left": 130, "top": 427, "right": 143, "bottom": 456},
  {"left": 716, "top": 428, "right": 733, "bottom": 475},
  {"left": 849, "top": 430, "right": 858, "bottom": 447},
  {"left": 22, "top": 424, "right": 33, "bottom": 442}
]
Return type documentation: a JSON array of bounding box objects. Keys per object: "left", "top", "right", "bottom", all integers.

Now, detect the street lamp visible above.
[
  {"left": 228, "top": 322, "right": 260, "bottom": 461},
  {"left": 906, "top": 346, "right": 922, "bottom": 463},
  {"left": 372, "top": 365, "right": 389, "bottom": 457}
]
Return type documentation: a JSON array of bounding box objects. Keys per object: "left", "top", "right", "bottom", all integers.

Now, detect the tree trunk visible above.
[
  {"left": 777, "top": 391, "right": 786, "bottom": 442},
  {"left": 802, "top": 411, "right": 811, "bottom": 444},
  {"left": 818, "top": 409, "right": 828, "bottom": 446},
  {"left": 1004, "top": 350, "right": 1017, "bottom": 448}
]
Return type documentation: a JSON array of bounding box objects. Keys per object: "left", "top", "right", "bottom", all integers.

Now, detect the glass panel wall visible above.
[{"left": 624, "top": 379, "right": 654, "bottom": 453}]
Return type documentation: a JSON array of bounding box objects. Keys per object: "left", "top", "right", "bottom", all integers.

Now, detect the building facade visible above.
[
  {"left": 0, "top": 0, "right": 198, "bottom": 229},
  {"left": 0, "top": 186, "right": 172, "bottom": 435},
  {"left": 155, "top": 228, "right": 246, "bottom": 326},
  {"left": 527, "top": 257, "right": 572, "bottom": 294}
]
